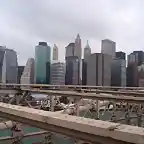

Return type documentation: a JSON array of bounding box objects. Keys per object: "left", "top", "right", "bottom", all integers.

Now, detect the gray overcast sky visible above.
[{"left": 0, "top": 0, "right": 143, "bottom": 65}]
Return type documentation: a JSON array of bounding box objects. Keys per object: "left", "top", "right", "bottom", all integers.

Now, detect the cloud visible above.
[{"left": 0, "top": 0, "right": 143, "bottom": 64}]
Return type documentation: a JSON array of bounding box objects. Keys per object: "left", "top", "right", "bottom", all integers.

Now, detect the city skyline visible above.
[
  {"left": 0, "top": 0, "right": 144, "bottom": 65},
  {"left": 0, "top": 35, "right": 143, "bottom": 65}
]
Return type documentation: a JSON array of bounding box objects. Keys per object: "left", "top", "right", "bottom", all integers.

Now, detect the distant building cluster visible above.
[{"left": 2, "top": 34, "right": 144, "bottom": 87}]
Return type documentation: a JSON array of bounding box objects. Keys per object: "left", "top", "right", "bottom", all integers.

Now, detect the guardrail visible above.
[
  {"left": 0, "top": 83, "right": 144, "bottom": 90},
  {"left": 0, "top": 102, "right": 143, "bottom": 144}
]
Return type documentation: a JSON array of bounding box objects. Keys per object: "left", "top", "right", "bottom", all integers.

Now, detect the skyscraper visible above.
[
  {"left": 35, "top": 42, "right": 51, "bottom": 84},
  {"left": 111, "top": 59, "right": 126, "bottom": 87},
  {"left": 53, "top": 44, "right": 58, "bottom": 60},
  {"left": 50, "top": 61, "right": 65, "bottom": 85},
  {"left": 74, "top": 34, "right": 82, "bottom": 60},
  {"left": 84, "top": 40, "right": 91, "bottom": 60},
  {"left": 21, "top": 58, "right": 35, "bottom": 84},
  {"left": 87, "top": 53, "right": 111, "bottom": 86},
  {"left": 128, "top": 51, "right": 144, "bottom": 66},
  {"left": 116, "top": 51, "right": 126, "bottom": 60},
  {"left": 65, "top": 34, "right": 82, "bottom": 59},
  {"left": 65, "top": 34, "right": 82, "bottom": 85},
  {"left": 127, "top": 53, "right": 136, "bottom": 65},
  {"left": 82, "top": 59, "right": 87, "bottom": 85},
  {"left": 0, "top": 48, "right": 5, "bottom": 82},
  {"left": 127, "top": 51, "right": 144, "bottom": 87},
  {"left": 138, "top": 63, "right": 144, "bottom": 87},
  {"left": 65, "top": 56, "right": 80, "bottom": 85},
  {"left": 82, "top": 41, "right": 91, "bottom": 85},
  {"left": 2, "top": 49, "right": 18, "bottom": 83},
  {"left": 74, "top": 34, "right": 82, "bottom": 83},
  {"left": 65, "top": 43, "right": 75, "bottom": 57},
  {"left": 17, "top": 66, "right": 24, "bottom": 84},
  {"left": 101, "top": 39, "right": 116, "bottom": 58},
  {"left": 126, "top": 62, "right": 138, "bottom": 87}
]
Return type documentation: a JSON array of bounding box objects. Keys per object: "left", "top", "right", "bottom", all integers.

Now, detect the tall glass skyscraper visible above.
[
  {"left": 2, "top": 49, "right": 18, "bottom": 83},
  {"left": 35, "top": 42, "right": 51, "bottom": 84}
]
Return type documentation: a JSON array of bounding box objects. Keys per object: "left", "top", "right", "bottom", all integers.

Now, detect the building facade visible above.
[
  {"left": 101, "top": 39, "right": 116, "bottom": 58},
  {"left": 65, "top": 34, "right": 82, "bottom": 59},
  {"left": 65, "top": 56, "right": 80, "bottom": 85},
  {"left": 74, "top": 34, "right": 82, "bottom": 82},
  {"left": 17, "top": 66, "right": 24, "bottom": 84},
  {"left": 21, "top": 58, "right": 35, "bottom": 84},
  {"left": 82, "top": 59, "right": 87, "bottom": 85},
  {"left": 128, "top": 51, "right": 144, "bottom": 66},
  {"left": 126, "top": 62, "right": 138, "bottom": 87},
  {"left": 65, "top": 34, "right": 82, "bottom": 85},
  {"left": 127, "top": 53, "right": 136, "bottom": 65},
  {"left": 74, "top": 34, "right": 82, "bottom": 60},
  {"left": 53, "top": 44, "right": 58, "bottom": 60},
  {"left": 127, "top": 51, "right": 144, "bottom": 87},
  {"left": 0, "top": 48, "right": 5, "bottom": 82},
  {"left": 65, "top": 43, "right": 75, "bottom": 57},
  {"left": 84, "top": 40, "right": 91, "bottom": 60},
  {"left": 111, "top": 59, "right": 126, "bottom": 87},
  {"left": 2, "top": 49, "right": 18, "bottom": 83},
  {"left": 116, "top": 51, "right": 126, "bottom": 60},
  {"left": 137, "top": 63, "right": 144, "bottom": 87},
  {"left": 87, "top": 53, "right": 111, "bottom": 86},
  {"left": 50, "top": 61, "right": 65, "bottom": 85},
  {"left": 35, "top": 42, "right": 51, "bottom": 84}
]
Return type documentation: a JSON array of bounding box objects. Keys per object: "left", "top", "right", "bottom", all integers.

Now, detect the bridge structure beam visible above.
[
  {"left": 1, "top": 87, "right": 144, "bottom": 104},
  {"left": 24, "top": 89, "right": 144, "bottom": 104},
  {"left": 1, "top": 83, "right": 144, "bottom": 97},
  {"left": 2, "top": 83, "right": 144, "bottom": 90},
  {"left": 0, "top": 103, "right": 143, "bottom": 144}
]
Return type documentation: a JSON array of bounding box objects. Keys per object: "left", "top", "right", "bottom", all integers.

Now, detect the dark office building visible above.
[
  {"left": 116, "top": 51, "right": 126, "bottom": 60},
  {"left": 126, "top": 63, "right": 138, "bottom": 87},
  {"left": 128, "top": 51, "right": 144, "bottom": 66},
  {"left": 111, "top": 59, "right": 126, "bottom": 87},
  {"left": 65, "top": 56, "right": 80, "bottom": 85},
  {"left": 17, "top": 66, "right": 24, "bottom": 84},
  {"left": 82, "top": 59, "right": 87, "bottom": 85},
  {"left": 46, "top": 61, "right": 51, "bottom": 84},
  {"left": 133, "top": 51, "right": 144, "bottom": 66}
]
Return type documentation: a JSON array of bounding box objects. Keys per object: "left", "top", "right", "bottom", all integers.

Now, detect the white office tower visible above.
[
  {"left": 53, "top": 44, "right": 58, "bottom": 60},
  {"left": 21, "top": 58, "right": 35, "bottom": 84},
  {"left": 101, "top": 39, "right": 116, "bottom": 59},
  {"left": 51, "top": 61, "right": 65, "bottom": 85},
  {"left": 2, "top": 49, "right": 18, "bottom": 83},
  {"left": 84, "top": 40, "right": 91, "bottom": 60}
]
